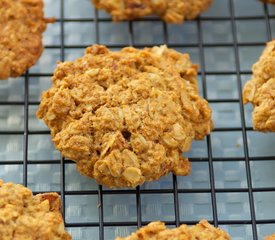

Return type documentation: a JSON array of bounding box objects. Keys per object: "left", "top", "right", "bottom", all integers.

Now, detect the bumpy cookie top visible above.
[
  {"left": 37, "top": 45, "right": 213, "bottom": 188},
  {"left": 115, "top": 220, "right": 231, "bottom": 240},
  {"left": 0, "top": 0, "right": 53, "bottom": 80},
  {"left": 92, "top": 0, "right": 212, "bottom": 23},
  {"left": 243, "top": 40, "right": 275, "bottom": 132},
  {"left": 0, "top": 180, "right": 71, "bottom": 240}
]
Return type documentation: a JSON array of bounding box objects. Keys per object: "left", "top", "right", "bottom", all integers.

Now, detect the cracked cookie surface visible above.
[
  {"left": 37, "top": 45, "right": 213, "bottom": 188},
  {"left": 0, "top": 0, "right": 53, "bottom": 80},
  {"left": 0, "top": 180, "right": 71, "bottom": 240},
  {"left": 243, "top": 40, "right": 275, "bottom": 132},
  {"left": 115, "top": 220, "right": 231, "bottom": 240},
  {"left": 92, "top": 0, "right": 212, "bottom": 23}
]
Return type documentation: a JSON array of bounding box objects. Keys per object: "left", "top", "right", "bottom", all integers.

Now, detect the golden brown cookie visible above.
[
  {"left": 265, "top": 234, "right": 275, "bottom": 240},
  {"left": 92, "top": 0, "right": 212, "bottom": 23},
  {"left": 243, "top": 40, "right": 275, "bottom": 132},
  {"left": 37, "top": 45, "right": 213, "bottom": 188},
  {"left": 0, "top": 0, "right": 54, "bottom": 80},
  {"left": 115, "top": 220, "right": 231, "bottom": 240},
  {"left": 0, "top": 180, "right": 71, "bottom": 240}
]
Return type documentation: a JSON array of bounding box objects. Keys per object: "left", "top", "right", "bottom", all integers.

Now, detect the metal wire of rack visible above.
[{"left": 0, "top": 0, "right": 275, "bottom": 239}]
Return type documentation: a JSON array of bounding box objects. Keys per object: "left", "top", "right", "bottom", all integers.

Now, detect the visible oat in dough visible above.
[
  {"left": 0, "top": 180, "right": 71, "bottom": 240},
  {"left": 243, "top": 40, "right": 275, "bottom": 132},
  {"left": 115, "top": 220, "right": 231, "bottom": 240},
  {"left": 37, "top": 45, "right": 213, "bottom": 188},
  {"left": 92, "top": 0, "right": 212, "bottom": 23},
  {"left": 0, "top": 0, "right": 54, "bottom": 80}
]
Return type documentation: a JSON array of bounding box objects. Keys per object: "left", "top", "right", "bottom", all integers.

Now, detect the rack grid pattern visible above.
[{"left": 0, "top": 0, "right": 275, "bottom": 239}]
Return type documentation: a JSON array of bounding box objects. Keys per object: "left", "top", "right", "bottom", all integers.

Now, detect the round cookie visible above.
[
  {"left": 115, "top": 220, "right": 230, "bottom": 240},
  {"left": 243, "top": 40, "right": 275, "bottom": 132},
  {"left": 0, "top": 180, "right": 71, "bottom": 239},
  {"left": 92, "top": 0, "right": 212, "bottom": 23},
  {"left": 37, "top": 45, "right": 213, "bottom": 188},
  {"left": 0, "top": 0, "right": 54, "bottom": 80}
]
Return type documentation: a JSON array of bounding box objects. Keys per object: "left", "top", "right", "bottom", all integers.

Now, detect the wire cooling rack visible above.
[{"left": 0, "top": 0, "right": 275, "bottom": 239}]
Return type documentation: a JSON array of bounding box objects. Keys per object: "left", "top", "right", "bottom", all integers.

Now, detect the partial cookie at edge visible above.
[
  {"left": 0, "top": 0, "right": 54, "bottom": 80},
  {"left": 243, "top": 40, "right": 275, "bottom": 132},
  {"left": 115, "top": 220, "right": 231, "bottom": 240},
  {"left": 0, "top": 180, "right": 71, "bottom": 239},
  {"left": 92, "top": 0, "right": 212, "bottom": 23}
]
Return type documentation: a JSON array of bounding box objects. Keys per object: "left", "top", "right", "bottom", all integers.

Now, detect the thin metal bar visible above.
[
  {"left": 202, "top": 70, "right": 252, "bottom": 75},
  {"left": 212, "top": 127, "right": 254, "bottom": 131},
  {"left": 23, "top": 71, "right": 29, "bottom": 187},
  {"left": 135, "top": 186, "right": 142, "bottom": 228},
  {"left": 197, "top": 18, "right": 218, "bottom": 227},
  {"left": 229, "top": 1, "right": 258, "bottom": 239},
  {"left": 263, "top": 3, "right": 272, "bottom": 41},
  {"left": 65, "top": 218, "right": 275, "bottom": 227},
  {"left": 27, "top": 131, "right": 51, "bottom": 134},
  {"left": 163, "top": 22, "right": 168, "bottom": 44},
  {"left": 207, "top": 99, "right": 240, "bottom": 103},
  {"left": 98, "top": 185, "right": 104, "bottom": 240},
  {"left": 51, "top": 15, "right": 275, "bottom": 22},
  {"left": 0, "top": 161, "right": 24, "bottom": 165},
  {"left": 128, "top": 21, "right": 134, "bottom": 46},
  {"left": 0, "top": 131, "right": 49, "bottom": 134},
  {"left": 1, "top": 155, "right": 273, "bottom": 166},
  {"left": 0, "top": 131, "right": 27, "bottom": 135},
  {"left": 0, "top": 160, "right": 60, "bottom": 165},
  {"left": 0, "top": 127, "right": 254, "bottom": 134},
  {"left": 60, "top": 0, "right": 66, "bottom": 219},
  {"left": 189, "top": 156, "right": 275, "bottom": 162},
  {"left": 0, "top": 98, "right": 248, "bottom": 106},
  {"left": 172, "top": 174, "right": 180, "bottom": 226},
  {"left": 95, "top": 8, "right": 100, "bottom": 44},
  {"left": 44, "top": 41, "right": 267, "bottom": 49},
  {"left": 8, "top": 185, "right": 266, "bottom": 196},
  {"left": 24, "top": 70, "right": 253, "bottom": 77},
  {"left": 94, "top": 6, "right": 104, "bottom": 240},
  {"left": 0, "top": 102, "right": 25, "bottom": 106},
  {"left": 60, "top": 0, "right": 65, "bottom": 61}
]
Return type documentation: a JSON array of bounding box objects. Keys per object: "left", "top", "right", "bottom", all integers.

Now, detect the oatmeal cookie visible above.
[
  {"left": 0, "top": 0, "right": 54, "bottom": 80},
  {"left": 115, "top": 220, "right": 231, "bottom": 240},
  {"left": 266, "top": 234, "right": 275, "bottom": 240},
  {"left": 243, "top": 40, "right": 275, "bottom": 132},
  {"left": 0, "top": 180, "right": 71, "bottom": 240},
  {"left": 37, "top": 45, "right": 213, "bottom": 188},
  {"left": 92, "top": 0, "right": 212, "bottom": 23}
]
